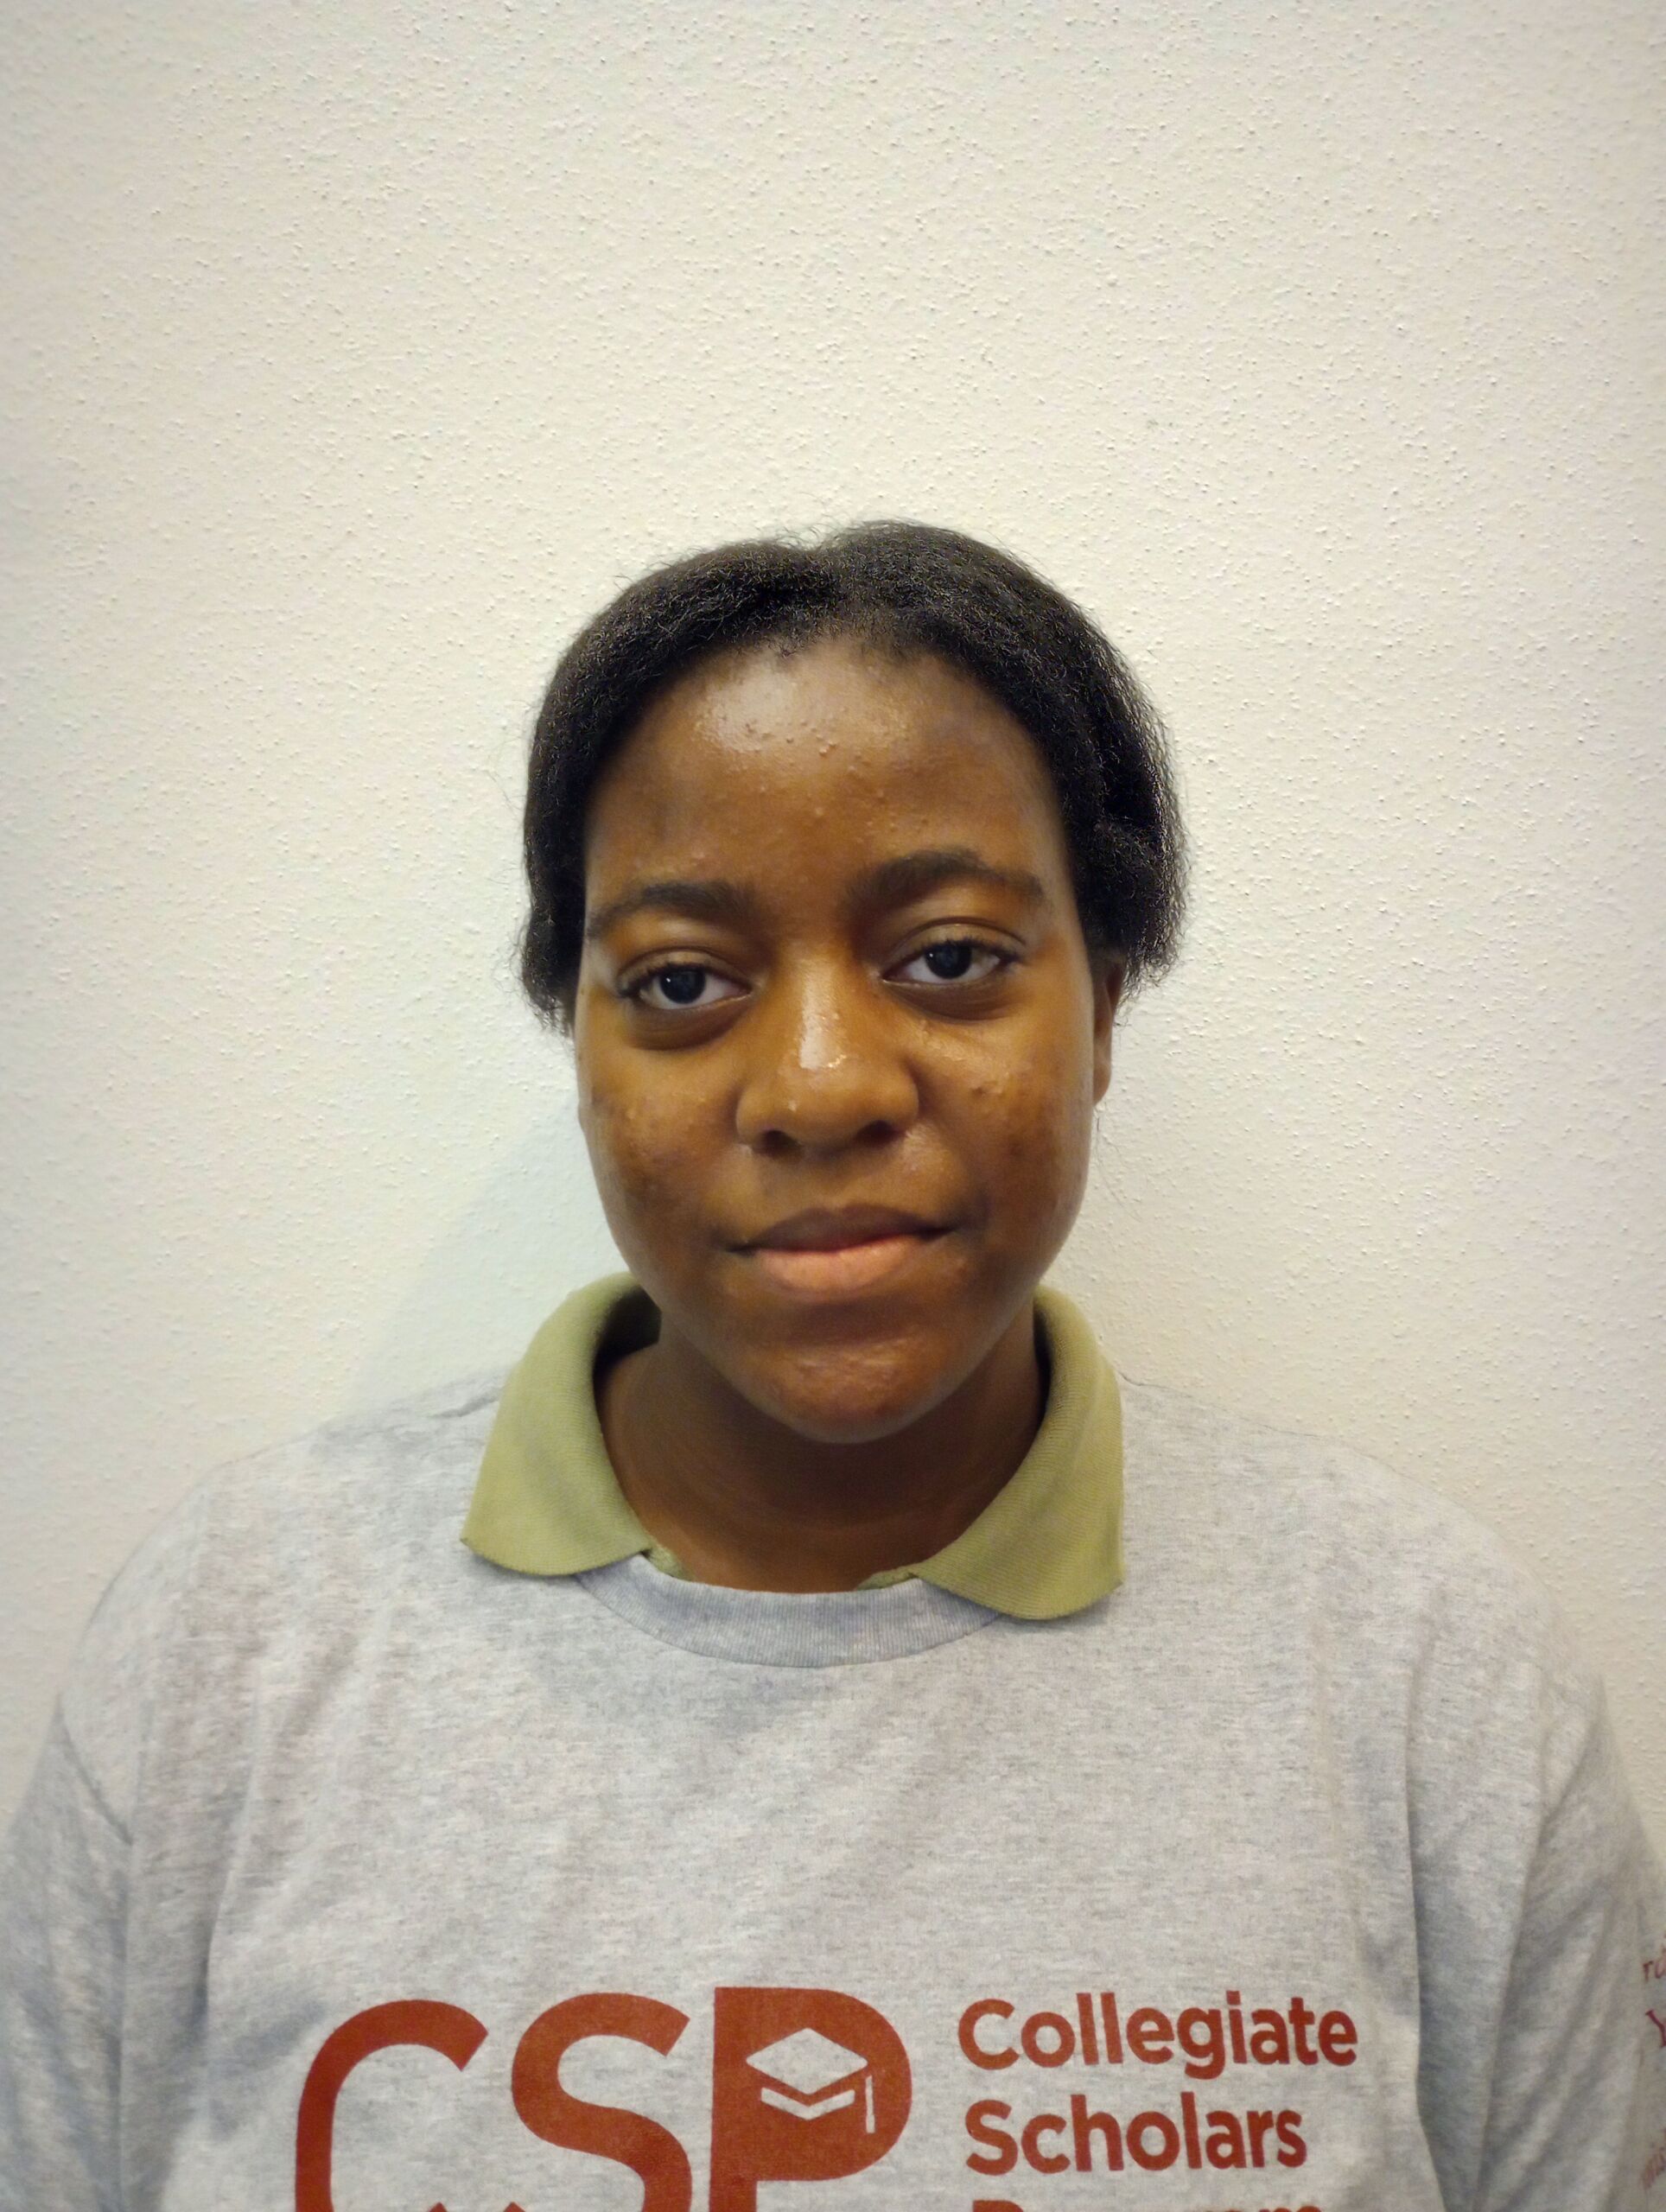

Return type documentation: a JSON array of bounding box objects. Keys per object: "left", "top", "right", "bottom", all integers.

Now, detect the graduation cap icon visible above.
[{"left": 744, "top": 2026, "right": 878, "bottom": 2131}]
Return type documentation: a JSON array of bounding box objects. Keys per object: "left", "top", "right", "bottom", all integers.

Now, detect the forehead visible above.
[{"left": 584, "top": 635, "right": 1068, "bottom": 881}]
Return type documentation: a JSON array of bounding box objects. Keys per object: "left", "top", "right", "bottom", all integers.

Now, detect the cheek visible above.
[
  {"left": 967, "top": 1038, "right": 1096, "bottom": 1226},
  {"left": 577, "top": 1077, "right": 696, "bottom": 1217},
  {"left": 995, "top": 1095, "right": 1091, "bottom": 1201}
]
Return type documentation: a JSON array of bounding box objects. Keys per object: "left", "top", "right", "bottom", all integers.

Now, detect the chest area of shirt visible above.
[{"left": 137, "top": 1623, "right": 1433, "bottom": 2210}]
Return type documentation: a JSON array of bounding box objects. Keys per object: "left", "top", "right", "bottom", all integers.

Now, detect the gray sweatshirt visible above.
[{"left": 3, "top": 1324, "right": 1663, "bottom": 2208}]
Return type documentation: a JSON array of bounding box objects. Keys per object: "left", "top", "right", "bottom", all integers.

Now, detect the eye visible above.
[
  {"left": 618, "top": 936, "right": 1014, "bottom": 1014},
  {"left": 619, "top": 962, "right": 745, "bottom": 1013},
  {"left": 891, "top": 936, "right": 1014, "bottom": 987}
]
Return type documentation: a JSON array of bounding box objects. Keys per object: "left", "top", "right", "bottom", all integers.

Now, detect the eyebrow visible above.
[{"left": 582, "top": 846, "right": 1049, "bottom": 946}]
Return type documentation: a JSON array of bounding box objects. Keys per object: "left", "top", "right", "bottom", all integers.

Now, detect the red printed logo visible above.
[
  {"left": 295, "top": 1984, "right": 912, "bottom": 2210},
  {"left": 710, "top": 1986, "right": 912, "bottom": 2209}
]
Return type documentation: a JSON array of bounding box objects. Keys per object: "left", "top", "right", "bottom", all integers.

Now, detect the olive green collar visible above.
[{"left": 461, "top": 1272, "right": 1123, "bottom": 1620}]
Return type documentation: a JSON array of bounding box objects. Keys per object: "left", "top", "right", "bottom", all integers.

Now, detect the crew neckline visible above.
[{"left": 572, "top": 1554, "right": 1009, "bottom": 1666}]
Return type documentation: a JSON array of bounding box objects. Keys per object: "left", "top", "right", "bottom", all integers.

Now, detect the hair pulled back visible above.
[{"left": 519, "top": 520, "right": 1187, "bottom": 1037}]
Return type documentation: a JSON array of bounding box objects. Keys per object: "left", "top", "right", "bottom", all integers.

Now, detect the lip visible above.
[
  {"left": 744, "top": 1230, "right": 947, "bottom": 1299},
  {"left": 739, "top": 1205, "right": 945, "bottom": 1252}
]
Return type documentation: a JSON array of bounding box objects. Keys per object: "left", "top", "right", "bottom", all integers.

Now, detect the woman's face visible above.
[{"left": 574, "top": 632, "right": 1122, "bottom": 1443}]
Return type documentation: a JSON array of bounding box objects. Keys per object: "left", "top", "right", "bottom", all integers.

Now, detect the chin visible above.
[{"left": 733, "top": 1335, "right": 968, "bottom": 1445}]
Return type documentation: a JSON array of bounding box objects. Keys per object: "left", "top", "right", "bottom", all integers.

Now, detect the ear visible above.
[{"left": 1091, "top": 953, "right": 1126, "bottom": 1106}]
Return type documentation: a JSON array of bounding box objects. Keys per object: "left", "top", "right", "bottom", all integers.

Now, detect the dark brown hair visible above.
[{"left": 520, "top": 520, "right": 1188, "bottom": 1036}]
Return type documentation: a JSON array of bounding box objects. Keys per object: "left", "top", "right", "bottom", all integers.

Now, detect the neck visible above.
[{"left": 597, "top": 1304, "right": 1046, "bottom": 1592}]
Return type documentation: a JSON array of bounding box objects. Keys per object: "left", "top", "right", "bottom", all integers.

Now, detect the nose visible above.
[{"left": 733, "top": 955, "right": 920, "bottom": 1155}]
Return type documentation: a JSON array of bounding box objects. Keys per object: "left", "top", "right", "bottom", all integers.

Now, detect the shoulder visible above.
[
  {"left": 1112, "top": 1375, "right": 1665, "bottom": 1955},
  {"left": 113, "top": 1363, "right": 507, "bottom": 1591},
  {"left": 1118, "top": 1368, "right": 1536, "bottom": 1577},
  {"left": 59, "top": 1368, "right": 511, "bottom": 1821},
  {"left": 1116, "top": 1371, "right": 1599, "bottom": 1726}
]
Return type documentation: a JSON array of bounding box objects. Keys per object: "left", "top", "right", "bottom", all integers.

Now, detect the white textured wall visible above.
[{"left": 3, "top": 1, "right": 1661, "bottom": 1848}]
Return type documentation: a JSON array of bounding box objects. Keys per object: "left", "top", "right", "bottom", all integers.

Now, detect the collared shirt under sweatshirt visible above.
[{"left": 2, "top": 1273, "right": 1663, "bottom": 2209}]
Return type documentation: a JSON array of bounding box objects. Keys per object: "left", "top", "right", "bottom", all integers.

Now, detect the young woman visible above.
[{"left": 3, "top": 523, "right": 1661, "bottom": 2209}]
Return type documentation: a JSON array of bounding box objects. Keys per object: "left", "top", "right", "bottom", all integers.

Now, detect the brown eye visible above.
[
  {"left": 893, "top": 937, "right": 1012, "bottom": 987},
  {"left": 620, "top": 963, "right": 743, "bottom": 1013}
]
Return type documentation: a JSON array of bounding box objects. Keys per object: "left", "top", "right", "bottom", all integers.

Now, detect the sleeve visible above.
[
  {"left": 1469, "top": 1663, "right": 1666, "bottom": 2210},
  {"left": 0, "top": 1706, "right": 130, "bottom": 2211},
  {"left": 0, "top": 1483, "right": 209, "bottom": 2212}
]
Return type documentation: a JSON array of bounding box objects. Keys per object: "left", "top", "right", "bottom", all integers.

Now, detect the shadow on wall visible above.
[{"left": 345, "top": 1100, "right": 626, "bottom": 1417}]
